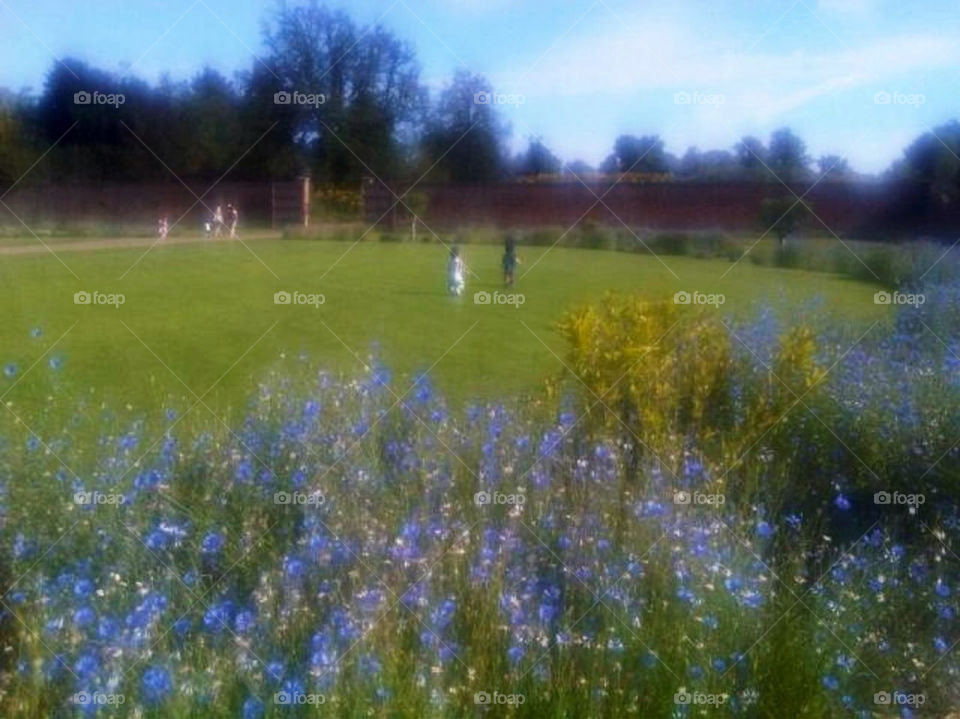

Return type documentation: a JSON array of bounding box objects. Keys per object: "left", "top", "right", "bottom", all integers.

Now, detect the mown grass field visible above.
[{"left": 0, "top": 236, "right": 886, "bottom": 425}]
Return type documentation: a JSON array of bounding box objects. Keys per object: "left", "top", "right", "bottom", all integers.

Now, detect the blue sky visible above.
[{"left": 1, "top": 0, "right": 958, "bottom": 174}]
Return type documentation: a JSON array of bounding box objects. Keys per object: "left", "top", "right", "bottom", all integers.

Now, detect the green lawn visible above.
[{"left": 0, "top": 238, "right": 887, "bottom": 428}]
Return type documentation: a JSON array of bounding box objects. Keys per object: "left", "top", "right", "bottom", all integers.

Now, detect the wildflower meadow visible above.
[{"left": 1, "top": 241, "right": 959, "bottom": 718}]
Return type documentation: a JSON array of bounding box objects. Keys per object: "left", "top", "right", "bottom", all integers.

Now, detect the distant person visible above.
[
  {"left": 203, "top": 220, "right": 213, "bottom": 239},
  {"left": 503, "top": 235, "right": 520, "bottom": 288},
  {"left": 213, "top": 206, "right": 224, "bottom": 238},
  {"left": 157, "top": 216, "right": 169, "bottom": 241},
  {"left": 227, "top": 204, "right": 239, "bottom": 238},
  {"left": 447, "top": 246, "right": 465, "bottom": 296}
]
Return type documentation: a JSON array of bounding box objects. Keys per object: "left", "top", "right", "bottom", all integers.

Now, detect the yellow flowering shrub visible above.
[{"left": 558, "top": 294, "right": 733, "bottom": 450}]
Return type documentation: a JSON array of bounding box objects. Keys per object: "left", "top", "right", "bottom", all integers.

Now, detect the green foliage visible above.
[{"left": 760, "top": 196, "right": 812, "bottom": 243}]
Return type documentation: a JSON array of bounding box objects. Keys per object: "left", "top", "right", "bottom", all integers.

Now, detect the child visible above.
[
  {"left": 503, "top": 235, "right": 519, "bottom": 288},
  {"left": 447, "top": 246, "right": 465, "bottom": 296},
  {"left": 213, "top": 206, "right": 224, "bottom": 238},
  {"left": 157, "top": 216, "right": 169, "bottom": 241},
  {"left": 227, "top": 204, "right": 239, "bottom": 238}
]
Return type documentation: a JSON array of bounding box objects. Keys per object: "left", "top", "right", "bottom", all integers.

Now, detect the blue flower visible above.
[
  {"left": 201, "top": 531, "right": 225, "bottom": 555},
  {"left": 73, "top": 606, "right": 96, "bottom": 628},
  {"left": 934, "top": 578, "right": 950, "bottom": 598},
  {"left": 74, "top": 651, "right": 99, "bottom": 677},
  {"left": 242, "top": 697, "right": 264, "bottom": 719},
  {"left": 141, "top": 665, "right": 173, "bottom": 704},
  {"left": 203, "top": 600, "right": 234, "bottom": 633}
]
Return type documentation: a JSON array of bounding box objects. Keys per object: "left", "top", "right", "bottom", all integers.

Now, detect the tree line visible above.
[{"left": 0, "top": 1, "right": 958, "bottom": 200}]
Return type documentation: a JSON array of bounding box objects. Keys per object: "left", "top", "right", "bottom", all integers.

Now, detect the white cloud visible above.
[{"left": 500, "top": 16, "right": 957, "bottom": 109}]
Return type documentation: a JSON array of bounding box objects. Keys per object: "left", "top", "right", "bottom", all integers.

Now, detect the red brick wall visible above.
[
  {"left": 0, "top": 181, "right": 300, "bottom": 229},
  {"left": 365, "top": 180, "right": 904, "bottom": 234}
]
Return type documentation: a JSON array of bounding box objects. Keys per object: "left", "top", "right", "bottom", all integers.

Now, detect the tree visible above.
[
  {"left": 609, "top": 134, "right": 667, "bottom": 174},
  {"left": 761, "top": 196, "right": 812, "bottom": 248},
  {"left": 0, "top": 90, "right": 37, "bottom": 188},
  {"left": 518, "top": 138, "right": 561, "bottom": 176},
  {"left": 734, "top": 135, "right": 766, "bottom": 170},
  {"left": 817, "top": 154, "right": 849, "bottom": 178},
  {"left": 895, "top": 121, "right": 960, "bottom": 203},
  {"left": 420, "top": 69, "right": 507, "bottom": 183},
  {"left": 563, "top": 159, "right": 594, "bottom": 176},
  {"left": 179, "top": 68, "right": 245, "bottom": 177},
  {"left": 699, "top": 150, "right": 737, "bottom": 178},
  {"left": 767, "top": 127, "right": 809, "bottom": 179},
  {"left": 262, "top": 4, "right": 423, "bottom": 184},
  {"left": 679, "top": 146, "right": 702, "bottom": 177}
]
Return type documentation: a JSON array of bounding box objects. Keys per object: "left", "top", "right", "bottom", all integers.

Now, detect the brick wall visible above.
[{"left": 365, "top": 180, "right": 947, "bottom": 236}]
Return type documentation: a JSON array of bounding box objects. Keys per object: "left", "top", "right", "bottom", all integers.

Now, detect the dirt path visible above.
[{"left": 0, "top": 233, "right": 281, "bottom": 256}]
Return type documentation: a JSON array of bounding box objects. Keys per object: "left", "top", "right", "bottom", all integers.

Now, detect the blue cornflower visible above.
[
  {"left": 201, "top": 531, "right": 225, "bottom": 555},
  {"left": 934, "top": 578, "right": 950, "bottom": 598},
  {"left": 73, "top": 606, "right": 96, "bottom": 628},
  {"left": 235, "top": 610, "right": 256, "bottom": 634},
  {"left": 284, "top": 557, "right": 305, "bottom": 579},
  {"left": 74, "top": 651, "right": 99, "bottom": 677},
  {"left": 97, "top": 617, "right": 119, "bottom": 640},
  {"left": 74, "top": 578, "right": 95, "bottom": 597},
  {"left": 242, "top": 697, "right": 265, "bottom": 719},
  {"left": 141, "top": 666, "right": 173, "bottom": 704},
  {"left": 203, "top": 600, "right": 234, "bottom": 633}
]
